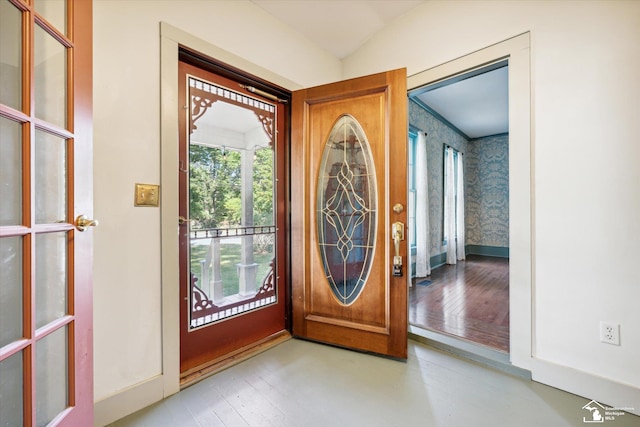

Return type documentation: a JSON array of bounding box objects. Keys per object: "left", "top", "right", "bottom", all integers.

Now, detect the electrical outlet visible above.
[{"left": 600, "top": 321, "right": 620, "bottom": 346}]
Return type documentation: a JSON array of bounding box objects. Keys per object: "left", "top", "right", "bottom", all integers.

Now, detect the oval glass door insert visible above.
[{"left": 317, "top": 115, "right": 377, "bottom": 305}]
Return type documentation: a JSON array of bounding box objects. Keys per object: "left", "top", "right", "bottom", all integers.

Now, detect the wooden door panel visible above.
[
  {"left": 307, "top": 93, "right": 388, "bottom": 331},
  {"left": 292, "top": 69, "right": 408, "bottom": 359}
]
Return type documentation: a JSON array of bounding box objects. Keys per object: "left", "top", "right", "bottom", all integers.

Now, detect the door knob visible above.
[
  {"left": 392, "top": 203, "right": 404, "bottom": 213},
  {"left": 75, "top": 215, "right": 99, "bottom": 232}
]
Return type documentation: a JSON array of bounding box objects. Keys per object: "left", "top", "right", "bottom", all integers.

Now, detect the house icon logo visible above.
[{"left": 583, "top": 400, "right": 606, "bottom": 423}]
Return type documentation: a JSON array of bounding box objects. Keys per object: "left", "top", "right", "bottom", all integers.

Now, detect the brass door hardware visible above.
[
  {"left": 178, "top": 216, "right": 193, "bottom": 226},
  {"left": 392, "top": 221, "right": 404, "bottom": 277},
  {"left": 75, "top": 215, "right": 99, "bottom": 232}
]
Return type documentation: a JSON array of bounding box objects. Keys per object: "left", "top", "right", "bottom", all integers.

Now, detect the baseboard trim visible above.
[
  {"left": 430, "top": 253, "right": 447, "bottom": 269},
  {"left": 531, "top": 358, "right": 640, "bottom": 417},
  {"left": 94, "top": 331, "right": 292, "bottom": 426},
  {"left": 466, "top": 244, "right": 509, "bottom": 258},
  {"left": 94, "top": 375, "right": 164, "bottom": 427}
]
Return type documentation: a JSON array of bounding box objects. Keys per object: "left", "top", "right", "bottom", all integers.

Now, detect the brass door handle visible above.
[
  {"left": 75, "top": 215, "right": 99, "bottom": 232},
  {"left": 178, "top": 216, "right": 193, "bottom": 226},
  {"left": 392, "top": 222, "right": 404, "bottom": 276},
  {"left": 392, "top": 222, "right": 404, "bottom": 256}
]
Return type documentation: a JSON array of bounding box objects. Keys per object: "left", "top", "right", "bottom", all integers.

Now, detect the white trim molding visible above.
[
  {"left": 532, "top": 358, "right": 640, "bottom": 417},
  {"left": 408, "top": 32, "right": 533, "bottom": 371},
  {"left": 94, "top": 376, "right": 164, "bottom": 426}
]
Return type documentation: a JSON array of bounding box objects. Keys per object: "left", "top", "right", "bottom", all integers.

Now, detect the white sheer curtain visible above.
[
  {"left": 444, "top": 147, "right": 466, "bottom": 264},
  {"left": 444, "top": 147, "right": 457, "bottom": 264},
  {"left": 456, "top": 152, "right": 466, "bottom": 261},
  {"left": 415, "top": 132, "right": 431, "bottom": 277}
]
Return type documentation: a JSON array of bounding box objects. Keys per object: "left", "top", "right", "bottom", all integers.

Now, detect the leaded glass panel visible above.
[{"left": 316, "top": 115, "right": 377, "bottom": 305}]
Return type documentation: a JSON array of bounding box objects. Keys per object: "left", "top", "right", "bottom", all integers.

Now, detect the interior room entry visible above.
[{"left": 407, "top": 62, "right": 511, "bottom": 353}]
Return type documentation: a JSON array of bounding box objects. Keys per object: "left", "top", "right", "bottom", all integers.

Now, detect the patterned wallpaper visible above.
[
  {"left": 465, "top": 134, "right": 509, "bottom": 247},
  {"left": 409, "top": 101, "right": 509, "bottom": 255},
  {"left": 409, "top": 101, "right": 467, "bottom": 256}
]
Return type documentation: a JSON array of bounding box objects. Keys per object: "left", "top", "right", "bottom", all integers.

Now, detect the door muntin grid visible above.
[{"left": 0, "top": 1, "right": 81, "bottom": 425}]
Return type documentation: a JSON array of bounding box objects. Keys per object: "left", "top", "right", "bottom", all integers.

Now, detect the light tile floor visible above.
[{"left": 108, "top": 339, "right": 639, "bottom": 427}]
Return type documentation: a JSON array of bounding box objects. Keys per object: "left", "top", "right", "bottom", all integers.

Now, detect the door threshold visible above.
[
  {"left": 408, "top": 325, "right": 530, "bottom": 379},
  {"left": 180, "top": 330, "right": 291, "bottom": 389}
]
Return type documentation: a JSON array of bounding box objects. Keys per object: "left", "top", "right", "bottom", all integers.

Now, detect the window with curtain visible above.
[
  {"left": 410, "top": 131, "right": 431, "bottom": 277},
  {"left": 444, "top": 146, "right": 465, "bottom": 265},
  {"left": 408, "top": 132, "right": 417, "bottom": 255}
]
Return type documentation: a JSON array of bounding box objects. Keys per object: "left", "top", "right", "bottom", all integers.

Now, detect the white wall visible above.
[
  {"left": 94, "top": 0, "right": 640, "bottom": 422},
  {"left": 93, "top": 0, "right": 340, "bottom": 407},
  {"left": 344, "top": 0, "right": 640, "bottom": 405}
]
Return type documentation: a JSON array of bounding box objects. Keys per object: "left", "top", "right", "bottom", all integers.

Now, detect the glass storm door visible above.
[
  {"left": 0, "top": 1, "right": 94, "bottom": 426},
  {"left": 178, "top": 61, "right": 287, "bottom": 374},
  {"left": 291, "top": 69, "right": 409, "bottom": 359}
]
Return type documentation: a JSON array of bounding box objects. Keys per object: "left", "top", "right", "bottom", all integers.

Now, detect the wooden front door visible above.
[
  {"left": 0, "top": 0, "right": 94, "bottom": 425},
  {"left": 291, "top": 69, "right": 408, "bottom": 359},
  {"left": 178, "top": 60, "right": 288, "bottom": 375}
]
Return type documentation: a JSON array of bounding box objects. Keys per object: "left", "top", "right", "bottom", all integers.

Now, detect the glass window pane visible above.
[
  {"left": 34, "top": 130, "right": 66, "bottom": 224},
  {"left": 36, "top": 327, "right": 68, "bottom": 427},
  {"left": 317, "top": 115, "right": 377, "bottom": 306},
  {"left": 0, "top": 116, "right": 22, "bottom": 226},
  {"left": 34, "top": 0, "right": 66, "bottom": 34},
  {"left": 0, "top": 237, "right": 23, "bottom": 348},
  {"left": 0, "top": 351, "right": 23, "bottom": 427},
  {"left": 35, "top": 232, "right": 67, "bottom": 328},
  {"left": 0, "top": 0, "right": 22, "bottom": 110},
  {"left": 187, "top": 77, "right": 278, "bottom": 328},
  {"left": 253, "top": 147, "right": 274, "bottom": 226},
  {"left": 34, "top": 24, "right": 67, "bottom": 129}
]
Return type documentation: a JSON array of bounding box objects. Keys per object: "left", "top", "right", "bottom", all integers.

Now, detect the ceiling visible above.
[
  {"left": 251, "top": 0, "right": 427, "bottom": 59},
  {"left": 251, "top": 1, "right": 509, "bottom": 139},
  {"left": 410, "top": 65, "right": 509, "bottom": 139}
]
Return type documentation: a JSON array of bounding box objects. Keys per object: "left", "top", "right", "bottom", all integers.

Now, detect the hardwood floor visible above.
[
  {"left": 107, "top": 339, "right": 640, "bottom": 427},
  {"left": 410, "top": 255, "right": 509, "bottom": 352}
]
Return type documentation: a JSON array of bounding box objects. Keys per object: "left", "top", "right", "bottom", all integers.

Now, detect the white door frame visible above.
[{"left": 406, "top": 33, "right": 533, "bottom": 370}]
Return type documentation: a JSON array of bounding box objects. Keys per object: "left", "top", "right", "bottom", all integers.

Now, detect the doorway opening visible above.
[{"left": 407, "top": 61, "right": 510, "bottom": 356}]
